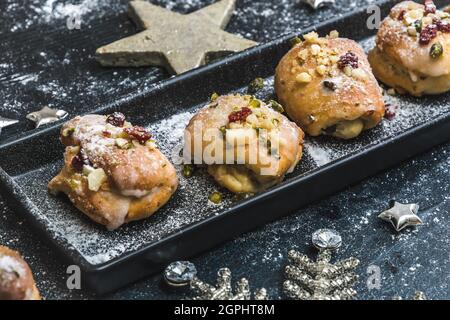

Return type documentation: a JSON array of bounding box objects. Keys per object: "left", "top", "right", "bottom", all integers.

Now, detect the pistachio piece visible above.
[
  {"left": 290, "top": 36, "right": 302, "bottom": 47},
  {"left": 87, "top": 168, "right": 107, "bottom": 192},
  {"left": 208, "top": 191, "right": 222, "bottom": 204},
  {"left": 182, "top": 164, "right": 195, "bottom": 178},
  {"left": 267, "top": 100, "right": 284, "bottom": 113},
  {"left": 115, "top": 138, "right": 131, "bottom": 149},
  {"left": 430, "top": 42, "right": 443, "bottom": 59},
  {"left": 211, "top": 92, "right": 219, "bottom": 101},
  {"left": 248, "top": 77, "right": 265, "bottom": 93}
]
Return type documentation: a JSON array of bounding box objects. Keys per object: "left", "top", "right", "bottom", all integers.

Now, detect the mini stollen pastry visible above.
[
  {"left": 184, "top": 94, "right": 304, "bottom": 194},
  {"left": 275, "top": 31, "right": 385, "bottom": 139},
  {"left": 48, "top": 113, "right": 178, "bottom": 230},
  {"left": 368, "top": 1, "right": 450, "bottom": 96},
  {"left": 0, "top": 245, "right": 41, "bottom": 300}
]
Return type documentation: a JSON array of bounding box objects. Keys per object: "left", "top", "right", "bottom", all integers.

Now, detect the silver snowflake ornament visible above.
[
  {"left": 378, "top": 201, "right": 422, "bottom": 232},
  {"left": 26, "top": 106, "right": 68, "bottom": 128},
  {"left": 284, "top": 230, "right": 360, "bottom": 301},
  {"left": 190, "top": 267, "right": 268, "bottom": 300},
  {"left": 300, "top": 0, "right": 335, "bottom": 10}
]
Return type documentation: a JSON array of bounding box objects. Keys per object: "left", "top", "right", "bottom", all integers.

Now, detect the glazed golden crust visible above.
[
  {"left": 185, "top": 94, "right": 304, "bottom": 193},
  {"left": 368, "top": 1, "right": 450, "bottom": 96},
  {"left": 0, "top": 246, "right": 41, "bottom": 300},
  {"left": 48, "top": 115, "right": 178, "bottom": 230},
  {"left": 275, "top": 34, "right": 384, "bottom": 139}
]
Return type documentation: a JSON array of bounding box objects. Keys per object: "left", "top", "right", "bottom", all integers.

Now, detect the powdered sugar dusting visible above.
[{"left": 0, "top": 255, "right": 25, "bottom": 277}]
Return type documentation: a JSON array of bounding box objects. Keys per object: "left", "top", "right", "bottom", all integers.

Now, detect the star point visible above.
[{"left": 378, "top": 201, "right": 423, "bottom": 232}]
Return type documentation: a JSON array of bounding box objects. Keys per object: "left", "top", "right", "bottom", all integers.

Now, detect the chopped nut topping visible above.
[
  {"left": 248, "top": 77, "right": 265, "bottom": 93},
  {"left": 296, "top": 72, "right": 312, "bottom": 83},
  {"left": 387, "top": 88, "right": 397, "bottom": 96},
  {"left": 303, "top": 31, "right": 319, "bottom": 43},
  {"left": 351, "top": 68, "right": 368, "bottom": 81},
  {"left": 298, "top": 49, "right": 309, "bottom": 61},
  {"left": 211, "top": 92, "right": 219, "bottom": 101},
  {"left": 430, "top": 42, "right": 444, "bottom": 58},
  {"left": 310, "top": 44, "right": 321, "bottom": 55},
  {"left": 328, "top": 30, "right": 339, "bottom": 38},
  {"left": 407, "top": 26, "right": 417, "bottom": 36},
  {"left": 316, "top": 65, "right": 327, "bottom": 76}
]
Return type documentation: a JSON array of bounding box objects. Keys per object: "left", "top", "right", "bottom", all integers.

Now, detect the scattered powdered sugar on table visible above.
[
  {"left": 303, "top": 141, "right": 332, "bottom": 166},
  {"left": 7, "top": 0, "right": 127, "bottom": 32}
]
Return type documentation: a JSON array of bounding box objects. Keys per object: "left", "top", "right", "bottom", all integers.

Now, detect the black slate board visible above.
[{"left": 2, "top": 0, "right": 449, "bottom": 296}]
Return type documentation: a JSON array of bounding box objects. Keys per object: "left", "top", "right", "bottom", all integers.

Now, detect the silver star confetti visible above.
[
  {"left": 26, "top": 106, "right": 68, "bottom": 128},
  {"left": 0, "top": 116, "right": 19, "bottom": 133},
  {"left": 284, "top": 230, "right": 359, "bottom": 300},
  {"left": 164, "top": 261, "right": 197, "bottom": 287},
  {"left": 393, "top": 291, "right": 427, "bottom": 300},
  {"left": 300, "top": 0, "right": 335, "bottom": 10},
  {"left": 190, "top": 267, "right": 267, "bottom": 300},
  {"left": 378, "top": 201, "right": 422, "bottom": 232}
]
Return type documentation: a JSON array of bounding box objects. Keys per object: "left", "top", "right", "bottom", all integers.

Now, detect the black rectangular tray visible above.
[{"left": 1, "top": 0, "right": 450, "bottom": 294}]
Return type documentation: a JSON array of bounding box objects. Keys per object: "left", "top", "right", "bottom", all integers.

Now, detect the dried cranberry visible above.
[
  {"left": 337, "top": 51, "right": 359, "bottom": 70},
  {"left": 434, "top": 19, "right": 450, "bottom": 33},
  {"left": 424, "top": 0, "right": 436, "bottom": 15},
  {"left": 102, "top": 130, "right": 111, "bottom": 137},
  {"left": 419, "top": 24, "right": 438, "bottom": 44},
  {"left": 71, "top": 148, "right": 92, "bottom": 171},
  {"left": 384, "top": 104, "right": 396, "bottom": 120},
  {"left": 397, "top": 10, "right": 406, "bottom": 21},
  {"left": 106, "top": 112, "right": 126, "bottom": 127},
  {"left": 228, "top": 107, "right": 253, "bottom": 123},
  {"left": 123, "top": 126, "right": 152, "bottom": 144},
  {"left": 323, "top": 80, "right": 337, "bottom": 91}
]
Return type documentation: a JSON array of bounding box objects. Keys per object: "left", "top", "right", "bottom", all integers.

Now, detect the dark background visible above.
[{"left": 1, "top": 0, "right": 449, "bottom": 299}]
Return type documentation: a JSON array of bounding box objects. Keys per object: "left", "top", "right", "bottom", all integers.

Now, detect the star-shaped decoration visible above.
[
  {"left": 0, "top": 116, "right": 19, "bottom": 134},
  {"left": 96, "top": 0, "right": 257, "bottom": 74},
  {"left": 378, "top": 201, "right": 423, "bottom": 232},
  {"left": 300, "top": 0, "right": 335, "bottom": 10},
  {"left": 26, "top": 106, "right": 68, "bottom": 128}
]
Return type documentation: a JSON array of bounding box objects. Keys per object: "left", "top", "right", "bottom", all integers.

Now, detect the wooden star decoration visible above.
[
  {"left": 96, "top": 0, "right": 257, "bottom": 74},
  {"left": 378, "top": 201, "right": 423, "bottom": 232}
]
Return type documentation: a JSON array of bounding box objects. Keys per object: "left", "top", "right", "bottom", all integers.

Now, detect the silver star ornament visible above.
[
  {"left": 26, "top": 106, "right": 68, "bottom": 128},
  {"left": 0, "top": 116, "right": 19, "bottom": 134},
  {"left": 378, "top": 201, "right": 423, "bottom": 232},
  {"left": 300, "top": 0, "right": 335, "bottom": 10}
]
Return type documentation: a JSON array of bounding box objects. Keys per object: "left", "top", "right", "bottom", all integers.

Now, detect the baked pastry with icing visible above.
[
  {"left": 0, "top": 245, "right": 41, "bottom": 300},
  {"left": 184, "top": 94, "right": 304, "bottom": 193},
  {"left": 48, "top": 113, "right": 178, "bottom": 230},
  {"left": 275, "top": 31, "right": 385, "bottom": 139},
  {"left": 369, "top": 1, "right": 450, "bottom": 96}
]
